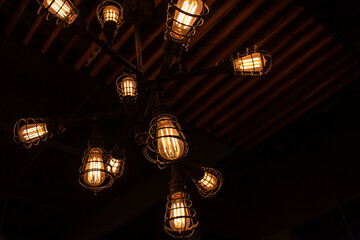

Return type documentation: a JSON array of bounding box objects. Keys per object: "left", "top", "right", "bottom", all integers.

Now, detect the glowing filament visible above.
[
  {"left": 19, "top": 123, "right": 48, "bottom": 143},
  {"left": 198, "top": 172, "right": 217, "bottom": 191},
  {"left": 106, "top": 157, "right": 122, "bottom": 174},
  {"left": 103, "top": 5, "right": 119, "bottom": 22},
  {"left": 84, "top": 149, "right": 105, "bottom": 186},
  {"left": 120, "top": 77, "right": 136, "bottom": 97},
  {"left": 44, "top": 0, "right": 77, "bottom": 24},
  {"left": 233, "top": 53, "right": 266, "bottom": 72},
  {"left": 172, "top": 0, "right": 203, "bottom": 39},
  {"left": 169, "top": 193, "right": 191, "bottom": 233},
  {"left": 156, "top": 118, "right": 184, "bottom": 161}
]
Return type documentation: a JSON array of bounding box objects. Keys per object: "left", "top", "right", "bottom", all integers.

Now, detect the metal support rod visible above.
[{"left": 134, "top": 22, "right": 143, "bottom": 72}]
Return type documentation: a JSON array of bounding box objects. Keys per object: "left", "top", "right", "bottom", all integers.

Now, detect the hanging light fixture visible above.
[
  {"left": 13, "top": 118, "right": 65, "bottom": 148},
  {"left": 116, "top": 73, "right": 138, "bottom": 103},
  {"left": 189, "top": 166, "right": 223, "bottom": 198},
  {"left": 106, "top": 143, "right": 125, "bottom": 179},
  {"left": 143, "top": 104, "right": 189, "bottom": 169},
  {"left": 164, "top": 0, "right": 209, "bottom": 54},
  {"left": 79, "top": 136, "right": 114, "bottom": 193},
  {"left": 96, "top": 0, "right": 124, "bottom": 44},
  {"left": 37, "top": 0, "right": 79, "bottom": 26}
]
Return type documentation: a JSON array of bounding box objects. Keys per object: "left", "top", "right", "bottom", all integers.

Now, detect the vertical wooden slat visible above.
[{"left": 4, "top": 0, "right": 30, "bottom": 36}]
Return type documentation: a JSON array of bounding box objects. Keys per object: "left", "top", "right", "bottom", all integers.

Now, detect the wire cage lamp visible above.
[
  {"left": 106, "top": 143, "right": 126, "bottom": 179},
  {"left": 116, "top": 72, "right": 138, "bottom": 103},
  {"left": 191, "top": 166, "right": 223, "bottom": 198},
  {"left": 37, "top": 0, "right": 79, "bottom": 26}
]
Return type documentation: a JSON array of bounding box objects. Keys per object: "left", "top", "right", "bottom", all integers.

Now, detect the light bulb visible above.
[
  {"left": 103, "top": 5, "right": 119, "bottom": 23},
  {"left": 156, "top": 117, "right": 185, "bottom": 161},
  {"left": 84, "top": 148, "right": 105, "bottom": 186},
  {"left": 233, "top": 52, "right": 267, "bottom": 72},
  {"left": 18, "top": 123, "right": 48, "bottom": 143},
  {"left": 120, "top": 77, "right": 137, "bottom": 97},
  {"left": 106, "top": 157, "right": 122, "bottom": 175},
  {"left": 198, "top": 171, "right": 217, "bottom": 191},
  {"left": 44, "top": 0, "right": 77, "bottom": 24},
  {"left": 171, "top": 0, "right": 203, "bottom": 39},
  {"left": 169, "top": 192, "right": 191, "bottom": 233}
]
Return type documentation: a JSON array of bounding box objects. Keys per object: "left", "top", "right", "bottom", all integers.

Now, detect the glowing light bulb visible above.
[
  {"left": 171, "top": 0, "right": 203, "bottom": 39},
  {"left": 103, "top": 5, "right": 119, "bottom": 22},
  {"left": 169, "top": 193, "right": 191, "bottom": 233},
  {"left": 156, "top": 117, "right": 184, "bottom": 161},
  {"left": 84, "top": 148, "right": 105, "bottom": 186},
  {"left": 120, "top": 77, "right": 137, "bottom": 97},
  {"left": 198, "top": 171, "right": 217, "bottom": 191},
  {"left": 18, "top": 123, "right": 48, "bottom": 143},
  {"left": 106, "top": 157, "right": 122, "bottom": 175},
  {"left": 233, "top": 52, "right": 267, "bottom": 72},
  {"left": 44, "top": 0, "right": 77, "bottom": 24}
]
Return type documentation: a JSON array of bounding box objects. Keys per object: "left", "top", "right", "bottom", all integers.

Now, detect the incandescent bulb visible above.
[
  {"left": 120, "top": 77, "right": 137, "bottom": 97},
  {"left": 103, "top": 5, "right": 119, "bottom": 23},
  {"left": 171, "top": 0, "right": 203, "bottom": 39},
  {"left": 233, "top": 52, "right": 267, "bottom": 72},
  {"left": 156, "top": 117, "right": 184, "bottom": 161},
  {"left": 84, "top": 148, "right": 105, "bottom": 186},
  {"left": 106, "top": 157, "right": 122, "bottom": 175},
  {"left": 198, "top": 171, "right": 218, "bottom": 191},
  {"left": 18, "top": 123, "right": 48, "bottom": 143},
  {"left": 44, "top": 0, "right": 77, "bottom": 24},
  {"left": 169, "top": 192, "right": 191, "bottom": 233}
]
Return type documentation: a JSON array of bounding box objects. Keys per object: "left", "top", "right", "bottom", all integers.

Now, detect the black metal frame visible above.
[
  {"left": 37, "top": 0, "right": 79, "bottom": 27},
  {"left": 116, "top": 72, "right": 138, "bottom": 103}
]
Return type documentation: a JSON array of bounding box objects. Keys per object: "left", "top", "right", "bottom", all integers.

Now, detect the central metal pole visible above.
[{"left": 134, "top": 19, "right": 143, "bottom": 72}]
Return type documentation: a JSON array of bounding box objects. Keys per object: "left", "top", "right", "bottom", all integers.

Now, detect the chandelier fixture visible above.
[{"left": 14, "top": 0, "right": 272, "bottom": 238}]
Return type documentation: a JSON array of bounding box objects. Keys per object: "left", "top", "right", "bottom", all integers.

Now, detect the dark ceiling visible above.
[{"left": 0, "top": 0, "right": 360, "bottom": 239}]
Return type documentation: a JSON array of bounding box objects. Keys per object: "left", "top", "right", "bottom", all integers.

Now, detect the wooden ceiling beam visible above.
[
  {"left": 168, "top": 0, "right": 290, "bottom": 106},
  {"left": 234, "top": 54, "right": 358, "bottom": 148},
  {"left": 177, "top": 5, "right": 304, "bottom": 120},
  {"left": 242, "top": 67, "right": 360, "bottom": 150},
  {"left": 215, "top": 33, "right": 334, "bottom": 139},
  {"left": 23, "top": 13, "right": 46, "bottom": 45},
  {"left": 4, "top": 0, "right": 30, "bottom": 36},
  {"left": 193, "top": 17, "right": 322, "bottom": 129}
]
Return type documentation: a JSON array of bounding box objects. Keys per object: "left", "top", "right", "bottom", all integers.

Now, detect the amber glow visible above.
[
  {"left": 103, "top": 5, "right": 119, "bottom": 22},
  {"left": 19, "top": 123, "right": 48, "bottom": 143},
  {"left": 198, "top": 172, "right": 217, "bottom": 191},
  {"left": 233, "top": 52, "right": 266, "bottom": 72},
  {"left": 169, "top": 193, "right": 191, "bottom": 233},
  {"left": 120, "top": 77, "right": 137, "bottom": 97},
  {"left": 106, "top": 157, "right": 122, "bottom": 175},
  {"left": 44, "top": 0, "right": 77, "bottom": 24},
  {"left": 84, "top": 148, "right": 105, "bottom": 186},
  {"left": 156, "top": 117, "right": 184, "bottom": 161},
  {"left": 171, "top": 0, "right": 203, "bottom": 39}
]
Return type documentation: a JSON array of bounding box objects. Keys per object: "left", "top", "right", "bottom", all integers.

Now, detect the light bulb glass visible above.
[
  {"left": 198, "top": 171, "right": 217, "bottom": 191},
  {"left": 120, "top": 77, "right": 137, "bottom": 97},
  {"left": 171, "top": 0, "right": 203, "bottom": 39},
  {"left": 103, "top": 5, "right": 119, "bottom": 23},
  {"left": 18, "top": 123, "right": 48, "bottom": 143},
  {"left": 84, "top": 148, "right": 105, "bottom": 186},
  {"left": 106, "top": 157, "right": 122, "bottom": 174},
  {"left": 44, "top": 0, "right": 77, "bottom": 24},
  {"left": 233, "top": 52, "right": 267, "bottom": 72},
  {"left": 156, "top": 117, "right": 184, "bottom": 161},
  {"left": 169, "top": 192, "right": 191, "bottom": 233}
]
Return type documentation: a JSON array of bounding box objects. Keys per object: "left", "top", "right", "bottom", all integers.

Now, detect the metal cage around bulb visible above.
[
  {"left": 193, "top": 167, "right": 223, "bottom": 198},
  {"left": 143, "top": 113, "right": 189, "bottom": 169},
  {"left": 165, "top": 0, "right": 209, "bottom": 47},
  {"left": 37, "top": 0, "right": 79, "bottom": 26},
  {"left": 96, "top": 0, "right": 124, "bottom": 29},
  {"left": 106, "top": 154, "right": 125, "bottom": 179},
  {"left": 79, "top": 147, "right": 114, "bottom": 193},
  {"left": 164, "top": 191, "right": 198, "bottom": 238},
  {"left": 116, "top": 73, "right": 138, "bottom": 103},
  {"left": 231, "top": 45, "right": 272, "bottom": 76},
  {"left": 13, "top": 118, "right": 51, "bottom": 148}
]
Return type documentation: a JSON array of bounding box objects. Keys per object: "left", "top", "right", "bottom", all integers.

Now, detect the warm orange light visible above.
[
  {"left": 233, "top": 52, "right": 266, "bottom": 72},
  {"left": 84, "top": 148, "right": 105, "bottom": 186},
  {"left": 103, "top": 5, "right": 119, "bottom": 22},
  {"left": 198, "top": 171, "right": 217, "bottom": 191},
  {"left": 171, "top": 0, "right": 203, "bottom": 39},
  {"left": 106, "top": 157, "right": 122, "bottom": 175},
  {"left": 156, "top": 118, "right": 185, "bottom": 161},
  {"left": 169, "top": 193, "right": 191, "bottom": 233},
  {"left": 18, "top": 123, "right": 48, "bottom": 143},
  {"left": 120, "top": 77, "right": 137, "bottom": 97},
  {"left": 44, "top": 0, "right": 77, "bottom": 24}
]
